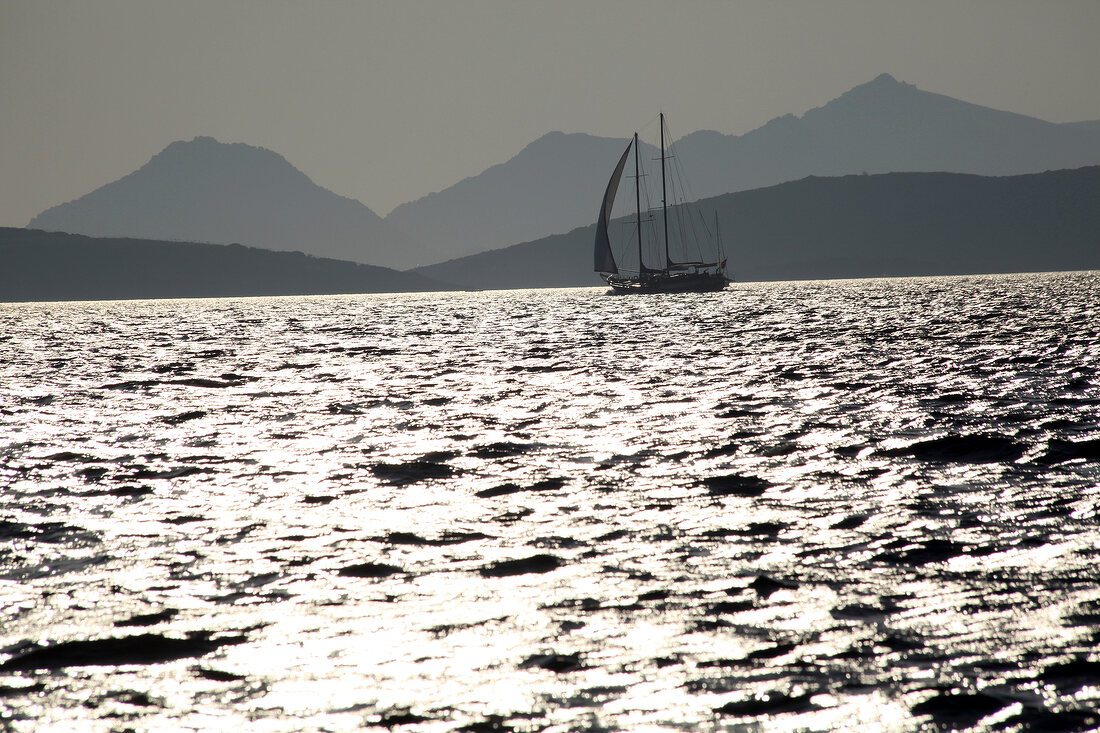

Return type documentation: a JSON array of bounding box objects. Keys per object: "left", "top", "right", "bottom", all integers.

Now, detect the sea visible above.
[{"left": 1, "top": 272, "right": 1099, "bottom": 732}]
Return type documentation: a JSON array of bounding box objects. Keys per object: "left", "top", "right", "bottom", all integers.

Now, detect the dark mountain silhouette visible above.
[
  {"left": 0, "top": 228, "right": 450, "bottom": 303},
  {"left": 27, "top": 137, "right": 420, "bottom": 270},
  {"left": 388, "top": 74, "right": 1100, "bottom": 264},
  {"left": 1065, "top": 120, "right": 1100, "bottom": 135},
  {"left": 411, "top": 166, "right": 1100, "bottom": 289}
]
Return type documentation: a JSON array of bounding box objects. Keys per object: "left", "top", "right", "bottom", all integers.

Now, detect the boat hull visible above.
[{"left": 606, "top": 271, "right": 729, "bottom": 294}]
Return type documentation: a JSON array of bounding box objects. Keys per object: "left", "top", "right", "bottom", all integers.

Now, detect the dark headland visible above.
[
  {"left": 413, "top": 166, "right": 1100, "bottom": 290},
  {"left": 0, "top": 228, "right": 449, "bottom": 303}
]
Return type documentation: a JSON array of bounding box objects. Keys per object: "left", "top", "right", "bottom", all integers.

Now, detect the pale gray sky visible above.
[{"left": 2, "top": 0, "right": 1098, "bottom": 227}]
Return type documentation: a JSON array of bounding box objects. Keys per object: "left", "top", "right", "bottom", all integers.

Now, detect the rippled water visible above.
[{"left": 2, "top": 272, "right": 1099, "bottom": 732}]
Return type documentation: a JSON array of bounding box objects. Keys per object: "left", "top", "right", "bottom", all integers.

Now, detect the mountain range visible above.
[
  {"left": 7, "top": 164, "right": 1100, "bottom": 302},
  {"left": 25, "top": 74, "right": 1100, "bottom": 272},
  {"left": 392, "top": 74, "right": 1100, "bottom": 263}
]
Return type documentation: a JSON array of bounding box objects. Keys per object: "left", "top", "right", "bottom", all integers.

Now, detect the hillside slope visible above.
[
  {"left": 1, "top": 228, "right": 450, "bottom": 302},
  {"left": 412, "top": 166, "right": 1100, "bottom": 289}
]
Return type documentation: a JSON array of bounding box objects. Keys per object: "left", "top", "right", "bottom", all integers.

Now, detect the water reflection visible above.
[{"left": 1, "top": 273, "right": 1098, "bottom": 731}]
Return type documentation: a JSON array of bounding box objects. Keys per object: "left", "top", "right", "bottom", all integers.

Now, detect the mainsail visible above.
[{"left": 594, "top": 140, "right": 632, "bottom": 274}]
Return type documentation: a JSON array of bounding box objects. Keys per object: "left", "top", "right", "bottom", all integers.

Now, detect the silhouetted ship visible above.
[{"left": 594, "top": 113, "right": 729, "bottom": 294}]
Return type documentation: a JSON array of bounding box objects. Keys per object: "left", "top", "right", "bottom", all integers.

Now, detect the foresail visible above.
[{"left": 594, "top": 140, "right": 632, "bottom": 274}]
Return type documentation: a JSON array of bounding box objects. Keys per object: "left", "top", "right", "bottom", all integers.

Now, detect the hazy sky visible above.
[{"left": 3, "top": 0, "right": 1098, "bottom": 227}]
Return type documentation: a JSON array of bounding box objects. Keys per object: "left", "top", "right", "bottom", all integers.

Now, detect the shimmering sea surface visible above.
[{"left": 2, "top": 272, "right": 1099, "bottom": 732}]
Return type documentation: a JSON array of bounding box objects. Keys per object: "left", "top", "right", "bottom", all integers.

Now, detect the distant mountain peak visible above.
[
  {"left": 159, "top": 135, "right": 235, "bottom": 152},
  {"left": 27, "top": 134, "right": 417, "bottom": 268},
  {"left": 854, "top": 73, "right": 914, "bottom": 91},
  {"left": 830, "top": 73, "right": 918, "bottom": 105},
  {"left": 152, "top": 136, "right": 288, "bottom": 164},
  {"left": 519, "top": 130, "right": 598, "bottom": 155}
]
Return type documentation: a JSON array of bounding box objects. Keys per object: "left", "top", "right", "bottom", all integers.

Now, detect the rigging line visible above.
[
  {"left": 686, "top": 200, "right": 701, "bottom": 262},
  {"left": 639, "top": 157, "right": 656, "bottom": 268},
  {"left": 670, "top": 167, "right": 706, "bottom": 264},
  {"left": 662, "top": 117, "right": 699, "bottom": 264},
  {"left": 636, "top": 114, "right": 662, "bottom": 141},
  {"left": 662, "top": 116, "right": 723, "bottom": 268},
  {"left": 692, "top": 206, "right": 708, "bottom": 259},
  {"left": 664, "top": 119, "right": 705, "bottom": 226},
  {"left": 688, "top": 206, "right": 704, "bottom": 263},
  {"left": 688, "top": 205, "right": 707, "bottom": 264},
  {"left": 690, "top": 193, "right": 708, "bottom": 263},
  {"left": 637, "top": 116, "right": 664, "bottom": 270},
  {"left": 666, "top": 193, "right": 713, "bottom": 266},
  {"left": 675, "top": 203, "right": 693, "bottom": 263},
  {"left": 671, "top": 147, "right": 700, "bottom": 214}
]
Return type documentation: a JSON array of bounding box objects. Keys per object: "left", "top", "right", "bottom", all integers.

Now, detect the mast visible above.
[
  {"left": 634, "top": 132, "right": 644, "bottom": 275},
  {"left": 715, "top": 211, "right": 725, "bottom": 273},
  {"left": 660, "top": 112, "right": 670, "bottom": 272}
]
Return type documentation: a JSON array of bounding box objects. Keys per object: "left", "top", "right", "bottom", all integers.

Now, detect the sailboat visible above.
[{"left": 594, "top": 113, "right": 730, "bottom": 294}]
